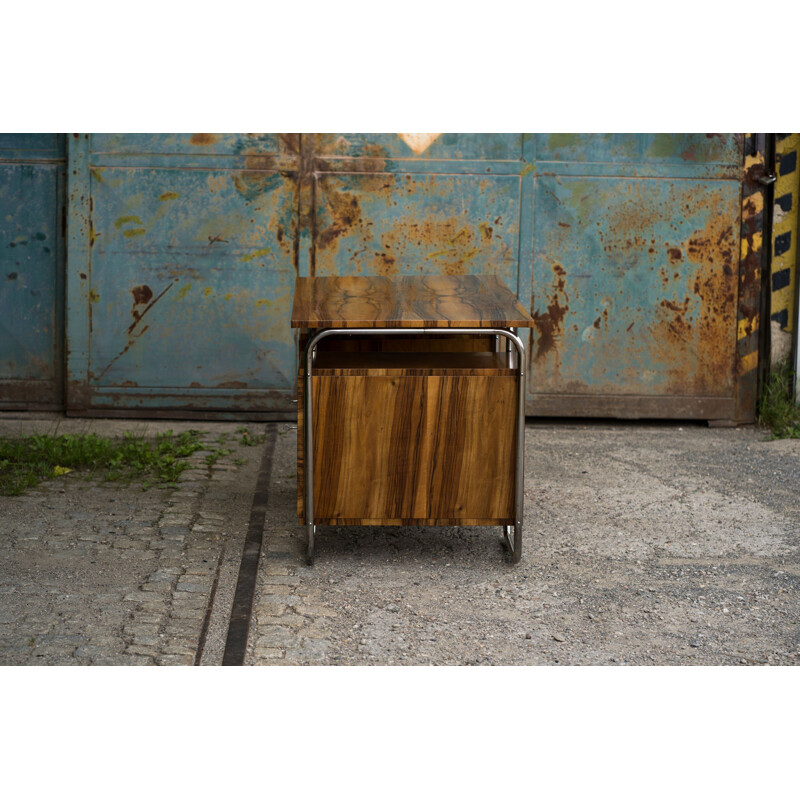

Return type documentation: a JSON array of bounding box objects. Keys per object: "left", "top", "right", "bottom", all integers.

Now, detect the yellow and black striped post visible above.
[
  {"left": 737, "top": 134, "right": 768, "bottom": 421},
  {"left": 770, "top": 133, "right": 800, "bottom": 366}
]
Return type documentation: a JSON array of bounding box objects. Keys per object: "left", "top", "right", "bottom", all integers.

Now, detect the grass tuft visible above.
[
  {"left": 0, "top": 429, "right": 211, "bottom": 496},
  {"left": 757, "top": 359, "right": 800, "bottom": 439}
]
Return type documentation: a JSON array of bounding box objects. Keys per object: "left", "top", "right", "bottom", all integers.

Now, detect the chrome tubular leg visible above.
[
  {"left": 509, "top": 326, "right": 525, "bottom": 563},
  {"left": 500, "top": 327, "right": 525, "bottom": 563},
  {"left": 503, "top": 525, "right": 514, "bottom": 554},
  {"left": 304, "top": 333, "right": 319, "bottom": 566},
  {"left": 306, "top": 524, "right": 315, "bottom": 566}
]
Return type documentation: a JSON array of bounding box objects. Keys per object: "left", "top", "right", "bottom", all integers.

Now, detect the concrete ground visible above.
[{"left": 1, "top": 415, "right": 798, "bottom": 666}]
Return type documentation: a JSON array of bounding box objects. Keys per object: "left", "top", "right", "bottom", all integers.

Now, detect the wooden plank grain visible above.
[
  {"left": 291, "top": 274, "right": 534, "bottom": 329},
  {"left": 426, "top": 376, "right": 516, "bottom": 520},
  {"left": 299, "top": 372, "right": 517, "bottom": 523},
  {"left": 313, "top": 376, "right": 430, "bottom": 520}
]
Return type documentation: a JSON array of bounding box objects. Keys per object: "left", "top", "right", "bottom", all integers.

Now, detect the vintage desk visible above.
[{"left": 291, "top": 274, "right": 535, "bottom": 564}]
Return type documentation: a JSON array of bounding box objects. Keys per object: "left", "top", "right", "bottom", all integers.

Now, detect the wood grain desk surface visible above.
[{"left": 291, "top": 274, "right": 534, "bottom": 329}]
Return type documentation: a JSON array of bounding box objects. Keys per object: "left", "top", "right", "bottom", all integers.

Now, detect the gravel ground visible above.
[
  {"left": 249, "top": 421, "right": 800, "bottom": 666},
  {"left": 0, "top": 417, "right": 263, "bottom": 666},
  {"left": 1, "top": 415, "right": 798, "bottom": 666}
]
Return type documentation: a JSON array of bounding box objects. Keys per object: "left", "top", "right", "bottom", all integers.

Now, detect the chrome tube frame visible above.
[{"left": 303, "top": 326, "right": 526, "bottom": 565}]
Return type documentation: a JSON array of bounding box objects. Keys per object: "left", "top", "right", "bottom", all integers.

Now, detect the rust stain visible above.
[
  {"left": 317, "top": 184, "right": 362, "bottom": 249},
  {"left": 668, "top": 247, "right": 682, "bottom": 262},
  {"left": 532, "top": 263, "right": 569, "bottom": 363},
  {"left": 277, "top": 134, "right": 300, "bottom": 154},
  {"left": 373, "top": 252, "right": 397, "bottom": 275},
  {"left": 743, "top": 154, "right": 769, "bottom": 194},
  {"left": 131, "top": 285, "right": 153, "bottom": 306},
  {"left": 649, "top": 205, "right": 739, "bottom": 395},
  {"left": 94, "top": 281, "right": 177, "bottom": 383},
  {"left": 243, "top": 154, "right": 277, "bottom": 171},
  {"left": 190, "top": 133, "right": 219, "bottom": 146},
  {"left": 127, "top": 280, "right": 175, "bottom": 336},
  {"left": 216, "top": 381, "right": 248, "bottom": 389},
  {"left": 207, "top": 234, "right": 229, "bottom": 246},
  {"left": 478, "top": 222, "right": 494, "bottom": 241}
]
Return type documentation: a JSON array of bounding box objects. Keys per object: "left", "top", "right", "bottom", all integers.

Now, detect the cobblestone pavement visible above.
[
  {"left": 248, "top": 422, "right": 800, "bottom": 666},
  {"left": 2, "top": 417, "right": 799, "bottom": 666},
  {"left": 0, "top": 418, "right": 263, "bottom": 666}
]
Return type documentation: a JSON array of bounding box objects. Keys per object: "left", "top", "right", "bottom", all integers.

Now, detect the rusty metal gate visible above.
[
  {"left": 66, "top": 134, "right": 300, "bottom": 415},
  {"left": 0, "top": 134, "right": 66, "bottom": 409},
  {"left": 6, "top": 133, "right": 764, "bottom": 422}
]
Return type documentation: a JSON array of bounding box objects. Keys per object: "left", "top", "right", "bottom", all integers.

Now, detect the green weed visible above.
[
  {"left": 236, "top": 427, "right": 267, "bottom": 447},
  {"left": 205, "top": 448, "right": 231, "bottom": 468},
  {"left": 0, "top": 429, "right": 207, "bottom": 496},
  {"left": 757, "top": 359, "right": 800, "bottom": 439}
]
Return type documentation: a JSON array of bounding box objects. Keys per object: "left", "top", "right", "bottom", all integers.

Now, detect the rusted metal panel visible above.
[
  {"left": 312, "top": 172, "right": 520, "bottom": 286},
  {"left": 66, "top": 134, "right": 299, "bottom": 414},
  {"left": 58, "top": 132, "right": 754, "bottom": 421},
  {"left": 0, "top": 134, "right": 65, "bottom": 409},
  {"left": 529, "top": 176, "right": 741, "bottom": 403},
  {"left": 312, "top": 133, "right": 523, "bottom": 161},
  {"left": 536, "top": 133, "right": 742, "bottom": 165}
]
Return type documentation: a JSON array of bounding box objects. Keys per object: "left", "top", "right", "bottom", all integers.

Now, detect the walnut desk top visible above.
[{"left": 291, "top": 274, "right": 534, "bottom": 329}]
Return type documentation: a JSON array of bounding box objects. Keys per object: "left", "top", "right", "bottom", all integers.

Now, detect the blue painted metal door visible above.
[
  {"left": 66, "top": 134, "right": 299, "bottom": 415},
  {"left": 0, "top": 134, "right": 65, "bottom": 409},
  {"left": 64, "top": 133, "right": 755, "bottom": 422},
  {"left": 306, "top": 133, "right": 748, "bottom": 421},
  {"left": 528, "top": 134, "right": 745, "bottom": 420}
]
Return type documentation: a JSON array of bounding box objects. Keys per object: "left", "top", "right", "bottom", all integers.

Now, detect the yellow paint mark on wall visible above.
[
  {"left": 114, "top": 215, "right": 143, "bottom": 229},
  {"left": 738, "top": 316, "right": 758, "bottom": 340},
  {"left": 740, "top": 231, "right": 762, "bottom": 258},
  {"left": 88, "top": 288, "right": 100, "bottom": 303},
  {"left": 123, "top": 228, "right": 146, "bottom": 238},
  {"left": 176, "top": 283, "right": 192, "bottom": 300},
  {"left": 204, "top": 287, "right": 212, "bottom": 297},
  {"left": 744, "top": 153, "right": 762, "bottom": 173},
  {"left": 159, "top": 192, "right": 180, "bottom": 202},
  {"left": 240, "top": 248, "right": 272, "bottom": 262},
  {"left": 739, "top": 350, "right": 758, "bottom": 374},
  {"left": 225, "top": 293, "right": 233, "bottom": 300},
  {"left": 256, "top": 298, "right": 273, "bottom": 307},
  {"left": 744, "top": 190, "right": 764, "bottom": 216},
  {"left": 521, "top": 163, "right": 537, "bottom": 177}
]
